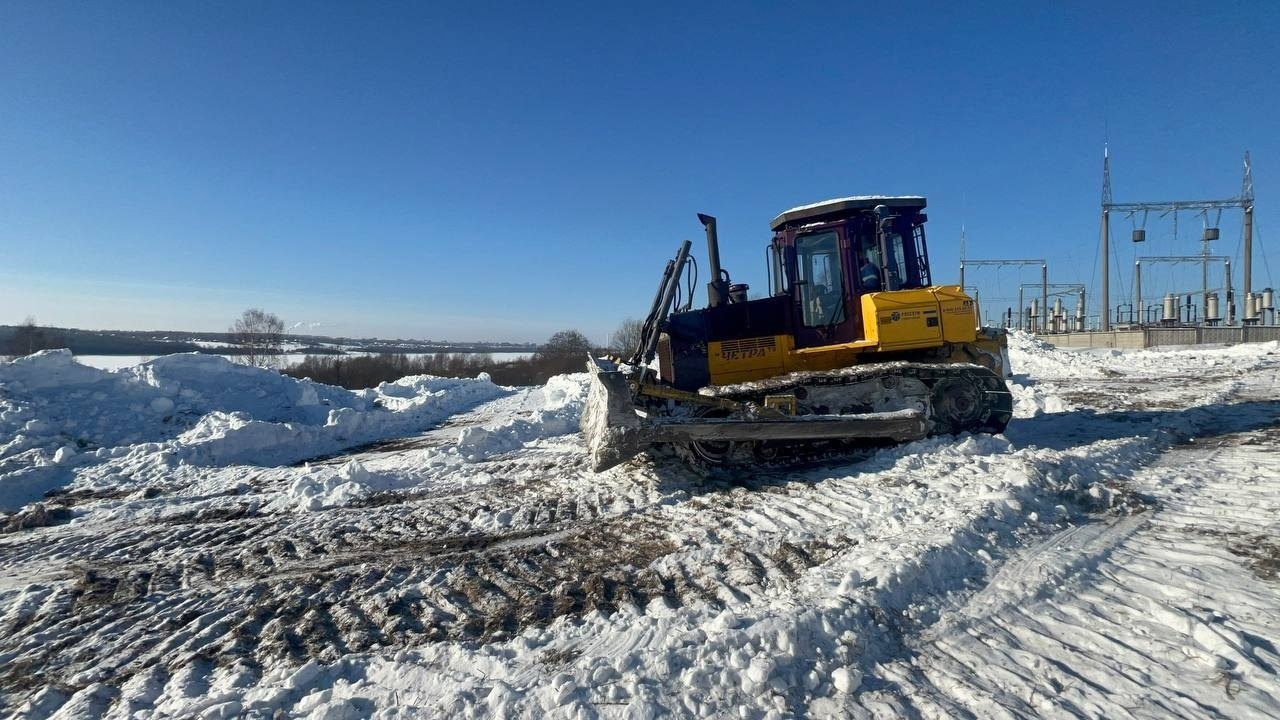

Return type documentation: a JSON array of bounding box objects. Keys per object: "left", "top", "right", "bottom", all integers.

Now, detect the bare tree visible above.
[
  {"left": 608, "top": 317, "right": 645, "bottom": 357},
  {"left": 5, "top": 316, "right": 58, "bottom": 358},
  {"left": 535, "top": 329, "right": 595, "bottom": 376},
  {"left": 538, "top": 329, "right": 593, "bottom": 358},
  {"left": 231, "top": 308, "right": 285, "bottom": 368}
]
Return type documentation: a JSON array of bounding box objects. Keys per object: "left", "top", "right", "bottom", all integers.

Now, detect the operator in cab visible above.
[{"left": 859, "top": 255, "right": 881, "bottom": 291}]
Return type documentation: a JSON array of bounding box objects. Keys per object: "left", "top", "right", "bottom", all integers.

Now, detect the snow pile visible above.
[
  {"left": 1110, "top": 338, "right": 1280, "bottom": 374},
  {"left": 1003, "top": 333, "right": 1280, "bottom": 418},
  {"left": 0, "top": 348, "right": 106, "bottom": 390},
  {"left": 0, "top": 350, "right": 356, "bottom": 463},
  {"left": 1004, "top": 375, "right": 1073, "bottom": 419},
  {"left": 1000, "top": 332, "right": 1076, "bottom": 417},
  {"left": 456, "top": 373, "right": 588, "bottom": 461},
  {"left": 266, "top": 459, "right": 389, "bottom": 512},
  {"left": 1007, "top": 332, "right": 1280, "bottom": 381},
  {"left": 1005, "top": 330, "right": 1111, "bottom": 381},
  {"left": 0, "top": 351, "right": 507, "bottom": 510}
]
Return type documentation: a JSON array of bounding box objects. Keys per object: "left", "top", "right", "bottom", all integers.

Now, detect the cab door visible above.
[{"left": 791, "top": 227, "right": 861, "bottom": 348}]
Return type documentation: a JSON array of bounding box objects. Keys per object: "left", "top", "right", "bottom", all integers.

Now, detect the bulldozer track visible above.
[
  {"left": 664, "top": 362, "right": 1013, "bottom": 471},
  {"left": 717, "top": 361, "right": 1010, "bottom": 421}
]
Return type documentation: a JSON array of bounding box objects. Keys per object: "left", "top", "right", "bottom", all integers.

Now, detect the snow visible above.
[
  {"left": 778, "top": 195, "right": 926, "bottom": 215},
  {"left": 74, "top": 351, "right": 535, "bottom": 371},
  {"left": 0, "top": 350, "right": 507, "bottom": 511},
  {"left": 1, "top": 339, "right": 1279, "bottom": 718},
  {"left": 455, "top": 373, "right": 587, "bottom": 461}
]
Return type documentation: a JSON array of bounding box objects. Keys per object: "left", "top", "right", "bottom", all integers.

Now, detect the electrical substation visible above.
[{"left": 964, "top": 150, "right": 1277, "bottom": 348}]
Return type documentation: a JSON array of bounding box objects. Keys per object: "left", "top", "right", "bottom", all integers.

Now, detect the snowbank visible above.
[
  {"left": 455, "top": 373, "right": 588, "bottom": 461},
  {"left": 1005, "top": 330, "right": 1113, "bottom": 381},
  {"left": 1007, "top": 331, "right": 1280, "bottom": 381},
  {"left": 0, "top": 351, "right": 507, "bottom": 510},
  {"left": 0, "top": 350, "right": 355, "bottom": 461},
  {"left": 265, "top": 459, "right": 394, "bottom": 512},
  {"left": 1003, "top": 332, "right": 1280, "bottom": 418}
]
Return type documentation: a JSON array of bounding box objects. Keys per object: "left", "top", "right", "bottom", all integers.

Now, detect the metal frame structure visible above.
[
  {"left": 959, "top": 259, "right": 1047, "bottom": 331},
  {"left": 1100, "top": 150, "right": 1255, "bottom": 329}
]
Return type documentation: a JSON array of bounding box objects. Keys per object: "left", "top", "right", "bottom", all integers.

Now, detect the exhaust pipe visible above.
[{"left": 698, "top": 213, "right": 731, "bottom": 307}]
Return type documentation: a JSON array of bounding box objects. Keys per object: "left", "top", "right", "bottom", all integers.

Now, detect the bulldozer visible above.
[{"left": 582, "top": 196, "right": 1013, "bottom": 472}]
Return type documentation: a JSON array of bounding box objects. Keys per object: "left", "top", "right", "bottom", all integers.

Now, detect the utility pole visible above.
[
  {"left": 1041, "top": 264, "right": 1049, "bottom": 333},
  {"left": 1243, "top": 151, "right": 1254, "bottom": 304},
  {"left": 1100, "top": 146, "right": 1112, "bottom": 331}
]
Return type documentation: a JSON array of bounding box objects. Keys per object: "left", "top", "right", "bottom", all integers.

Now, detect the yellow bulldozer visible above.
[{"left": 583, "top": 196, "right": 1012, "bottom": 472}]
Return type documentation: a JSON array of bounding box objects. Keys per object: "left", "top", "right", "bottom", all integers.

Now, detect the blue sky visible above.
[{"left": 2, "top": 1, "right": 1276, "bottom": 343}]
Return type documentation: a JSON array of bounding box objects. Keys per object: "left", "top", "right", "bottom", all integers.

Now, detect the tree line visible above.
[
  {"left": 0, "top": 317, "right": 64, "bottom": 358},
  {"left": 279, "top": 329, "right": 602, "bottom": 388},
  {"left": 3, "top": 307, "right": 648, "bottom": 390}
]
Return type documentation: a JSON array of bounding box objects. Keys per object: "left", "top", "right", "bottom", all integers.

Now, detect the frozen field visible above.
[
  {"left": 1, "top": 336, "right": 1278, "bottom": 718},
  {"left": 73, "top": 351, "right": 533, "bottom": 371}
]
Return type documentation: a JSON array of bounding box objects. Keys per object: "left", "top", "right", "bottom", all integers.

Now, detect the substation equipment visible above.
[
  {"left": 1101, "top": 150, "right": 1273, "bottom": 329},
  {"left": 1019, "top": 283, "right": 1086, "bottom": 333}
]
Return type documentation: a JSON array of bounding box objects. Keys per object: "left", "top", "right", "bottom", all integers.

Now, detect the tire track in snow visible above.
[
  {"left": 3, "top": 353, "right": 1278, "bottom": 717},
  {"left": 0, "top": 431, "right": 703, "bottom": 706},
  {"left": 876, "top": 420, "right": 1280, "bottom": 719}
]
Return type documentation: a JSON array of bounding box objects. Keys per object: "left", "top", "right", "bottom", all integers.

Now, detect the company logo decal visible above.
[{"left": 718, "top": 336, "right": 777, "bottom": 362}]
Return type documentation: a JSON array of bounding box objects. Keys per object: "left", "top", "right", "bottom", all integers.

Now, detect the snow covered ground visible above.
[
  {"left": 73, "top": 352, "right": 534, "bottom": 371},
  {"left": 1, "top": 336, "right": 1277, "bottom": 718}
]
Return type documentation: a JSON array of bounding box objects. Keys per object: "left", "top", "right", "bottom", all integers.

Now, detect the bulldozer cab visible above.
[
  {"left": 770, "top": 196, "right": 931, "bottom": 349},
  {"left": 639, "top": 196, "right": 955, "bottom": 394}
]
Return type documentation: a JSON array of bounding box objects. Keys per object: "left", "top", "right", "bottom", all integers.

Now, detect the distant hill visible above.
[{"left": 0, "top": 326, "right": 539, "bottom": 357}]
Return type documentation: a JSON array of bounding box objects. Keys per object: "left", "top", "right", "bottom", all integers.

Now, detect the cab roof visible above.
[{"left": 770, "top": 195, "right": 927, "bottom": 232}]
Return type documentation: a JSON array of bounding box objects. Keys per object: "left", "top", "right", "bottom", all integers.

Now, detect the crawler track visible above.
[{"left": 671, "top": 361, "right": 1013, "bottom": 470}]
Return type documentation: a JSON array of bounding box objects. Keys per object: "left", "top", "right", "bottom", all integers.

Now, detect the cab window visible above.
[
  {"left": 883, "top": 231, "right": 908, "bottom": 291},
  {"left": 795, "top": 231, "right": 846, "bottom": 327},
  {"left": 880, "top": 217, "right": 931, "bottom": 290}
]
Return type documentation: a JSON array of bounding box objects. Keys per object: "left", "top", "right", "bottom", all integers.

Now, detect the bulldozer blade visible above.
[{"left": 582, "top": 356, "right": 648, "bottom": 472}]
